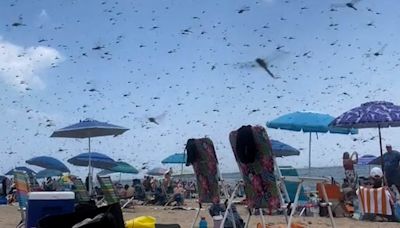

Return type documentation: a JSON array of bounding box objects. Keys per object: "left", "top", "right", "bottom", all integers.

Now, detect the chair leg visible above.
[
  {"left": 122, "top": 197, "right": 134, "bottom": 209},
  {"left": 320, "top": 184, "right": 336, "bottom": 228},
  {"left": 220, "top": 184, "right": 239, "bottom": 228},
  {"left": 191, "top": 204, "right": 201, "bottom": 228},
  {"left": 287, "top": 181, "right": 303, "bottom": 228},
  {"left": 259, "top": 208, "right": 265, "bottom": 227},
  {"left": 244, "top": 208, "right": 252, "bottom": 228}
]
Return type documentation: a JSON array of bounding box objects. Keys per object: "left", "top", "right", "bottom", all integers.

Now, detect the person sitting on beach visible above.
[
  {"left": 166, "top": 183, "right": 185, "bottom": 206},
  {"left": 368, "top": 167, "right": 384, "bottom": 188},
  {"left": 383, "top": 144, "right": 400, "bottom": 190},
  {"left": 343, "top": 151, "right": 358, "bottom": 189}
]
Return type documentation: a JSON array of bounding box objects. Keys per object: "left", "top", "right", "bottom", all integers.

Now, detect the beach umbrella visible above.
[
  {"left": 103, "top": 161, "right": 139, "bottom": 174},
  {"left": 68, "top": 152, "right": 116, "bottom": 169},
  {"left": 271, "top": 139, "right": 300, "bottom": 157},
  {"left": 357, "top": 154, "right": 377, "bottom": 166},
  {"left": 330, "top": 101, "right": 400, "bottom": 171},
  {"left": 267, "top": 111, "right": 358, "bottom": 170},
  {"left": 51, "top": 118, "right": 128, "bottom": 194},
  {"left": 161, "top": 153, "right": 187, "bottom": 164},
  {"left": 36, "top": 169, "right": 63, "bottom": 179},
  {"left": 26, "top": 156, "right": 70, "bottom": 173},
  {"left": 147, "top": 167, "right": 168, "bottom": 176},
  {"left": 5, "top": 166, "right": 36, "bottom": 176}
]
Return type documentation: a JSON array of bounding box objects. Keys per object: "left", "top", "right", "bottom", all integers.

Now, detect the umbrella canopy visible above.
[
  {"left": 358, "top": 154, "right": 377, "bottom": 165},
  {"left": 104, "top": 161, "right": 138, "bottom": 174},
  {"left": 267, "top": 112, "right": 358, "bottom": 169},
  {"left": 147, "top": 167, "right": 167, "bottom": 176},
  {"left": 50, "top": 118, "right": 129, "bottom": 138},
  {"left": 67, "top": 152, "right": 116, "bottom": 169},
  {"left": 330, "top": 101, "right": 400, "bottom": 171},
  {"left": 50, "top": 118, "right": 129, "bottom": 195},
  {"left": 271, "top": 140, "right": 300, "bottom": 157},
  {"left": 36, "top": 169, "right": 63, "bottom": 178},
  {"left": 26, "top": 156, "right": 70, "bottom": 173},
  {"left": 161, "top": 153, "right": 187, "bottom": 164},
  {"left": 5, "top": 166, "right": 36, "bottom": 176}
]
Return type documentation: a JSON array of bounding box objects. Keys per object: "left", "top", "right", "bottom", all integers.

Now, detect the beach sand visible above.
[{"left": 0, "top": 201, "right": 399, "bottom": 228}]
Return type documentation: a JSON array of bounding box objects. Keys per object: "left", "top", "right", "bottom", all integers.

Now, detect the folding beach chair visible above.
[
  {"left": 186, "top": 137, "right": 239, "bottom": 228},
  {"left": 97, "top": 176, "right": 120, "bottom": 205},
  {"left": 14, "top": 171, "right": 30, "bottom": 228},
  {"left": 357, "top": 186, "right": 393, "bottom": 219},
  {"left": 72, "top": 178, "right": 92, "bottom": 204},
  {"left": 230, "top": 125, "right": 336, "bottom": 228}
]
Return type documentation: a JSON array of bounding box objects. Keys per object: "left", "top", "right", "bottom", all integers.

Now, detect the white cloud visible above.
[{"left": 0, "top": 38, "right": 62, "bottom": 90}]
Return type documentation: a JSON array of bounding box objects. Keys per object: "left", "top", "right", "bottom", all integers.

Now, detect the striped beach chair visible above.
[
  {"left": 71, "top": 178, "right": 91, "bottom": 204},
  {"left": 357, "top": 186, "right": 393, "bottom": 217},
  {"left": 97, "top": 176, "right": 120, "bottom": 205},
  {"left": 14, "top": 171, "right": 30, "bottom": 228}
]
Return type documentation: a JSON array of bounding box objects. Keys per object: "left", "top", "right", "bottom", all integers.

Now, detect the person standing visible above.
[
  {"left": 383, "top": 144, "right": 400, "bottom": 190},
  {"left": 343, "top": 151, "right": 358, "bottom": 189}
]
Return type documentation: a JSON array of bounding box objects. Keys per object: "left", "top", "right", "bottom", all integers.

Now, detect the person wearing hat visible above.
[
  {"left": 369, "top": 167, "right": 384, "bottom": 188},
  {"left": 383, "top": 144, "right": 400, "bottom": 190}
]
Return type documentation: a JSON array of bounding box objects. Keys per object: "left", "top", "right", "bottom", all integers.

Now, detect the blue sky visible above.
[{"left": 0, "top": 0, "right": 399, "bottom": 176}]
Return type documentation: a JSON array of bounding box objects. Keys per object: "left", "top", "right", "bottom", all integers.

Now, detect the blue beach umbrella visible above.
[
  {"left": 51, "top": 118, "right": 128, "bottom": 194},
  {"left": 5, "top": 166, "right": 36, "bottom": 176},
  {"left": 36, "top": 169, "right": 63, "bottom": 178},
  {"left": 330, "top": 101, "right": 400, "bottom": 171},
  {"left": 271, "top": 139, "right": 300, "bottom": 157},
  {"left": 267, "top": 111, "right": 358, "bottom": 169},
  {"left": 26, "top": 156, "right": 70, "bottom": 173},
  {"left": 103, "top": 161, "right": 139, "bottom": 174},
  {"left": 357, "top": 154, "right": 377, "bottom": 166},
  {"left": 68, "top": 152, "right": 116, "bottom": 169},
  {"left": 161, "top": 153, "right": 187, "bottom": 164}
]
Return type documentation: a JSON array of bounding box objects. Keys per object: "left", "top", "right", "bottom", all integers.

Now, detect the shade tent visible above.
[
  {"left": 26, "top": 156, "right": 70, "bottom": 173},
  {"left": 358, "top": 154, "right": 377, "bottom": 166},
  {"left": 5, "top": 166, "right": 36, "bottom": 176},
  {"left": 267, "top": 111, "right": 358, "bottom": 170},
  {"left": 330, "top": 101, "right": 400, "bottom": 171},
  {"left": 51, "top": 118, "right": 129, "bottom": 194}
]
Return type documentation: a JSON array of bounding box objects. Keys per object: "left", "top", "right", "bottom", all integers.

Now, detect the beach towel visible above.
[
  {"left": 357, "top": 186, "right": 392, "bottom": 216},
  {"left": 14, "top": 171, "right": 29, "bottom": 209},
  {"left": 186, "top": 137, "right": 220, "bottom": 204},
  {"left": 229, "top": 125, "right": 280, "bottom": 210}
]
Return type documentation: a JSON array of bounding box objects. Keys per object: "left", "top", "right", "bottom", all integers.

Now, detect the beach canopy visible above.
[
  {"left": 147, "top": 167, "right": 168, "bottom": 176},
  {"left": 68, "top": 152, "right": 116, "bottom": 169},
  {"left": 267, "top": 111, "right": 358, "bottom": 170},
  {"left": 330, "top": 101, "right": 400, "bottom": 171},
  {"left": 26, "top": 156, "right": 70, "bottom": 173},
  {"left": 102, "top": 161, "right": 138, "bottom": 174},
  {"left": 161, "top": 153, "right": 187, "bottom": 164},
  {"left": 357, "top": 154, "right": 377, "bottom": 165},
  {"left": 271, "top": 139, "right": 300, "bottom": 157},
  {"left": 36, "top": 169, "right": 63, "bottom": 178},
  {"left": 5, "top": 166, "right": 36, "bottom": 176}
]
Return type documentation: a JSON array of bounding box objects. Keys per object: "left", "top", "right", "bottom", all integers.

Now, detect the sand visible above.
[{"left": 0, "top": 201, "right": 399, "bottom": 228}]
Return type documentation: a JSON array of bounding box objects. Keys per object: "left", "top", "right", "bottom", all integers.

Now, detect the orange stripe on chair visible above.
[{"left": 357, "top": 186, "right": 392, "bottom": 216}]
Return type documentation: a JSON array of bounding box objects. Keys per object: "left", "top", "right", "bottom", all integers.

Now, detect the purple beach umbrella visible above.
[{"left": 330, "top": 101, "right": 400, "bottom": 171}]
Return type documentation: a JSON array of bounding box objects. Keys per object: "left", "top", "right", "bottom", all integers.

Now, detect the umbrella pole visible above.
[
  {"left": 308, "top": 132, "right": 312, "bottom": 172},
  {"left": 88, "top": 137, "right": 92, "bottom": 195},
  {"left": 378, "top": 126, "right": 384, "bottom": 173}
]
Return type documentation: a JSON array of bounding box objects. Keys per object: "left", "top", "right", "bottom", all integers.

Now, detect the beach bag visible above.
[{"left": 125, "top": 216, "right": 156, "bottom": 228}]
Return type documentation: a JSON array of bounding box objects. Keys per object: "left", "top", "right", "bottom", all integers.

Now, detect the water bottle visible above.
[{"left": 199, "top": 217, "right": 208, "bottom": 228}]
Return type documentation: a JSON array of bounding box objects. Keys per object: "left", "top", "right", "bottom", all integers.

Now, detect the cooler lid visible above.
[{"left": 28, "top": 191, "right": 75, "bottom": 200}]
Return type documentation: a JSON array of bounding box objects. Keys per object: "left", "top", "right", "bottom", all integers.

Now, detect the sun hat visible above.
[{"left": 370, "top": 167, "right": 383, "bottom": 178}]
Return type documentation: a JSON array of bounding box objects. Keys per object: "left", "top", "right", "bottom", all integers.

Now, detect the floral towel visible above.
[
  {"left": 229, "top": 125, "right": 280, "bottom": 209},
  {"left": 188, "top": 137, "right": 220, "bottom": 204}
]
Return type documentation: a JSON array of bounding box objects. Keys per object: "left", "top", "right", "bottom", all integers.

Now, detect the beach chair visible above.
[
  {"left": 97, "top": 176, "right": 120, "bottom": 205},
  {"left": 229, "top": 125, "right": 336, "bottom": 228},
  {"left": 71, "top": 178, "right": 92, "bottom": 204},
  {"left": 357, "top": 186, "right": 393, "bottom": 219},
  {"left": 14, "top": 171, "right": 30, "bottom": 228},
  {"left": 185, "top": 137, "right": 239, "bottom": 228}
]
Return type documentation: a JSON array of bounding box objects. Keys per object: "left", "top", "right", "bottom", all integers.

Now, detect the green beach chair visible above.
[
  {"left": 71, "top": 178, "right": 91, "bottom": 204},
  {"left": 14, "top": 171, "right": 30, "bottom": 228},
  {"left": 97, "top": 176, "right": 120, "bottom": 205},
  {"left": 280, "top": 166, "right": 308, "bottom": 203}
]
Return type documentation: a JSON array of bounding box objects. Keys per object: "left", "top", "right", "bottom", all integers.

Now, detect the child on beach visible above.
[{"left": 343, "top": 151, "right": 358, "bottom": 189}]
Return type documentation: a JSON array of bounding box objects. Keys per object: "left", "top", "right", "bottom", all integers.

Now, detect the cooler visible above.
[{"left": 27, "top": 191, "right": 75, "bottom": 228}]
